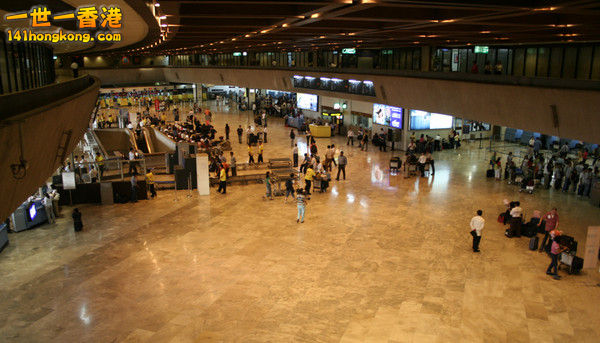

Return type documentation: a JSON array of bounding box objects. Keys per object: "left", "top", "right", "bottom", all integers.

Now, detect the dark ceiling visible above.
[{"left": 137, "top": 0, "right": 600, "bottom": 54}]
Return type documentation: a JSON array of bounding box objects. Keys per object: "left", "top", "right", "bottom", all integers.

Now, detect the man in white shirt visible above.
[
  {"left": 128, "top": 148, "right": 138, "bottom": 175},
  {"left": 509, "top": 201, "right": 523, "bottom": 237},
  {"left": 347, "top": 129, "right": 354, "bottom": 146},
  {"left": 470, "top": 210, "right": 485, "bottom": 252},
  {"left": 418, "top": 153, "right": 428, "bottom": 177},
  {"left": 43, "top": 193, "right": 55, "bottom": 224}
]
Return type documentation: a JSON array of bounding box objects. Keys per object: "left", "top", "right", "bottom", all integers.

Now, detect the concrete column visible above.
[
  {"left": 196, "top": 153, "right": 209, "bottom": 195},
  {"left": 193, "top": 83, "right": 198, "bottom": 102},
  {"left": 402, "top": 109, "right": 409, "bottom": 151}
]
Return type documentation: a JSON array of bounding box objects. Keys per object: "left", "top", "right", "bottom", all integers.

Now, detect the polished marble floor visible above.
[{"left": 1, "top": 103, "right": 600, "bottom": 342}]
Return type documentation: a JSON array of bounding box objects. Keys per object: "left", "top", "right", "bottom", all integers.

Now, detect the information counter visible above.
[{"left": 309, "top": 124, "right": 332, "bottom": 138}]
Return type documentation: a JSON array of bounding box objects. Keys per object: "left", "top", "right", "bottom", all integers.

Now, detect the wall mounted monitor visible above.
[
  {"left": 373, "top": 103, "right": 403, "bottom": 128},
  {"left": 409, "top": 110, "right": 453, "bottom": 130},
  {"left": 296, "top": 93, "right": 318, "bottom": 111}
]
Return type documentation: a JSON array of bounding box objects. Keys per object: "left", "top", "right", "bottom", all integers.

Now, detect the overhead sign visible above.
[
  {"left": 233, "top": 52, "right": 242, "bottom": 56},
  {"left": 474, "top": 46, "right": 489, "bottom": 54},
  {"left": 342, "top": 48, "right": 356, "bottom": 54}
]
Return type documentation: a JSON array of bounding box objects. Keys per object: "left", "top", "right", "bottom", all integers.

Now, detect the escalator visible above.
[{"left": 92, "top": 128, "right": 138, "bottom": 158}]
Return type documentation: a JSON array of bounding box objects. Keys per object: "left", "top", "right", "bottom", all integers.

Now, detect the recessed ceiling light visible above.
[
  {"left": 154, "top": 2, "right": 160, "bottom": 7},
  {"left": 282, "top": 23, "right": 288, "bottom": 27},
  {"left": 159, "top": 15, "right": 166, "bottom": 19},
  {"left": 311, "top": 13, "right": 320, "bottom": 18},
  {"left": 480, "top": 31, "right": 491, "bottom": 34}
]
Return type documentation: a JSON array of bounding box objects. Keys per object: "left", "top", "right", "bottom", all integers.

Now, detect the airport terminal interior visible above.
[{"left": 1, "top": 1, "right": 600, "bottom": 342}]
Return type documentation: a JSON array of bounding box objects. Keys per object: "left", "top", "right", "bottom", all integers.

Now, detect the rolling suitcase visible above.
[{"left": 529, "top": 236, "right": 539, "bottom": 250}]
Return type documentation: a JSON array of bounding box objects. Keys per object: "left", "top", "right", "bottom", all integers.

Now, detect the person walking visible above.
[
  {"left": 218, "top": 165, "right": 227, "bottom": 194},
  {"left": 146, "top": 169, "right": 157, "bottom": 198},
  {"left": 470, "top": 210, "right": 485, "bottom": 252},
  {"left": 43, "top": 193, "right": 55, "bottom": 224},
  {"left": 128, "top": 148, "right": 138, "bottom": 175},
  {"left": 304, "top": 165, "right": 316, "bottom": 195},
  {"left": 300, "top": 153, "right": 310, "bottom": 173},
  {"left": 237, "top": 125, "right": 243, "bottom": 144},
  {"left": 336, "top": 151, "right": 347, "bottom": 181},
  {"left": 296, "top": 189, "right": 307, "bottom": 223},
  {"left": 265, "top": 171, "right": 274, "bottom": 200},
  {"left": 230, "top": 152, "right": 237, "bottom": 177},
  {"left": 285, "top": 173, "right": 295, "bottom": 203},
  {"left": 546, "top": 235, "right": 567, "bottom": 279},
  {"left": 293, "top": 144, "right": 299, "bottom": 167},
  {"left": 225, "top": 123, "right": 230, "bottom": 141},
  {"left": 263, "top": 126, "right": 268, "bottom": 143},
  {"left": 72, "top": 208, "right": 83, "bottom": 232},
  {"left": 290, "top": 129, "right": 296, "bottom": 147},
  {"left": 538, "top": 208, "right": 559, "bottom": 252},
  {"left": 70, "top": 61, "right": 79, "bottom": 78}
]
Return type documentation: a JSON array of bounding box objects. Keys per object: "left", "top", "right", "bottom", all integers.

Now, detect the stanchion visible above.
[{"left": 187, "top": 175, "right": 193, "bottom": 198}]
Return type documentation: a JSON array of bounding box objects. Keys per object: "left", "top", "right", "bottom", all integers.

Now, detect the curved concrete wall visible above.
[
  {"left": 86, "top": 67, "right": 600, "bottom": 143},
  {"left": 0, "top": 76, "right": 100, "bottom": 221}
]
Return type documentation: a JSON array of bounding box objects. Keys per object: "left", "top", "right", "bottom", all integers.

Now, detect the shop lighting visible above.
[
  {"left": 305, "top": 76, "right": 315, "bottom": 80},
  {"left": 293, "top": 75, "right": 303, "bottom": 79},
  {"left": 348, "top": 79, "right": 360, "bottom": 83},
  {"left": 331, "top": 78, "right": 342, "bottom": 82},
  {"left": 320, "top": 77, "right": 331, "bottom": 81},
  {"left": 159, "top": 15, "right": 166, "bottom": 19},
  {"left": 282, "top": 23, "right": 288, "bottom": 27},
  {"left": 363, "top": 80, "right": 373, "bottom": 85},
  {"left": 154, "top": 2, "right": 160, "bottom": 7},
  {"left": 161, "top": 24, "right": 167, "bottom": 27},
  {"left": 480, "top": 31, "right": 491, "bottom": 34},
  {"left": 311, "top": 13, "right": 320, "bottom": 18}
]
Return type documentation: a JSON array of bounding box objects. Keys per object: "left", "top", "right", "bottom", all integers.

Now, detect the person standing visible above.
[
  {"left": 538, "top": 208, "right": 559, "bottom": 252},
  {"left": 43, "top": 193, "right": 55, "bottom": 224},
  {"left": 347, "top": 128, "right": 354, "bottom": 146},
  {"left": 248, "top": 144, "right": 255, "bottom": 164},
  {"left": 361, "top": 132, "right": 369, "bottom": 151},
  {"left": 218, "top": 166, "right": 227, "bottom": 194},
  {"left": 237, "top": 125, "right": 243, "bottom": 144},
  {"left": 290, "top": 129, "right": 296, "bottom": 147},
  {"left": 296, "top": 189, "right": 307, "bottom": 223},
  {"left": 304, "top": 165, "right": 316, "bottom": 195},
  {"left": 293, "top": 144, "right": 299, "bottom": 167},
  {"left": 509, "top": 201, "right": 523, "bottom": 237},
  {"left": 418, "top": 153, "right": 427, "bottom": 177},
  {"left": 225, "top": 123, "right": 230, "bottom": 141},
  {"left": 258, "top": 141, "right": 264, "bottom": 163},
  {"left": 96, "top": 152, "right": 105, "bottom": 179},
  {"left": 263, "top": 126, "right": 268, "bottom": 143},
  {"left": 128, "top": 148, "right": 138, "bottom": 175},
  {"left": 426, "top": 150, "right": 435, "bottom": 175},
  {"left": 70, "top": 61, "right": 79, "bottom": 78},
  {"left": 230, "top": 152, "right": 237, "bottom": 177},
  {"left": 336, "top": 151, "right": 347, "bottom": 181},
  {"left": 470, "top": 210, "right": 485, "bottom": 252},
  {"left": 146, "top": 169, "right": 157, "bottom": 198},
  {"left": 300, "top": 153, "right": 310, "bottom": 174},
  {"left": 130, "top": 175, "right": 138, "bottom": 203}
]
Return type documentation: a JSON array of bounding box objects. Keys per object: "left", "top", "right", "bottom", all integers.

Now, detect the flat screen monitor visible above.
[
  {"left": 373, "top": 103, "right": 403, "bottom": 128},
  {"left": 410, "top": 110, "right": 453, "bottom": 130},
  {"left": 28, "top": 203, "right": 37, "bottom": 221},
  {"left": 296, "top": 93, "right": 318, "bottom": 111}
]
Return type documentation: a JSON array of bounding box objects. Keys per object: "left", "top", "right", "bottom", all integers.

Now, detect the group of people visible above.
[{"left": 492, "top": 141, "right": 598, "bottom": 198}]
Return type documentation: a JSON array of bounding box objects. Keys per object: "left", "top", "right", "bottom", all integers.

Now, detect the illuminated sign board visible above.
[
  {"left": 342, "top": 48, "right": 356, "bottom": 54},
  {"left": 233, "top": 52, "right": 242, "bottom": 56},
  {"left": 474, "top": 46, "right": 489, "bottom": 54}
]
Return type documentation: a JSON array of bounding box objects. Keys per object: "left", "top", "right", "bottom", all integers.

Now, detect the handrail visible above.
[
  {"left": 77, "top": 65, "right": 600, "bottom": 92},
  {"left": 0, "top": 75, "right": 100, "bottom": 123}
]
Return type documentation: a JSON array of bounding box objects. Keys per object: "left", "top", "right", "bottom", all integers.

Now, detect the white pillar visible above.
[
  {"left": 402, "top": 108, "right": 409, "bottom": 151},
  {"left": 196, "top": 153, "right": 210, "bottom": 195}
]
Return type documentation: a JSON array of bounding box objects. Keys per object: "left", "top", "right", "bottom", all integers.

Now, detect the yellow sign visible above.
[{"left": 4, "top": 5, "right": 123, "bottom": 43}]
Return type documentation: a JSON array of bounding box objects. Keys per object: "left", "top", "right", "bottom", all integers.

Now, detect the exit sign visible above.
[
  {"left": 233, "top": 52, "right": 242, "bottom": 56},
  {"left": 474, "top": 46, "right": 489, "bottom": 54},
  {"left": 342, "top": 48, "right": 356, "bottom": 54}
]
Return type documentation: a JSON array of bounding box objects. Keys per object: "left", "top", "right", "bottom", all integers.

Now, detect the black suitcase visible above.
[
  {"left": 570, "top": 256, "right": 583, "bottom": 274},
  {"left": 529, "top": 236, "right": 539, "bottom": 250},
  {"left": 486, "top": 169, "right": 494, "bottom": 178}
]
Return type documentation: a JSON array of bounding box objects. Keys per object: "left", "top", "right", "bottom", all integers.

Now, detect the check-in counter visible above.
[
  {"left": 0, "top": 223, "right": 8, "bottom": 252},
  {"left": 10, "top": 199, "right": 48, "bottom": 232},
  {"left": 309, "top": 124, "right": 332, "bottom": 138}
]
